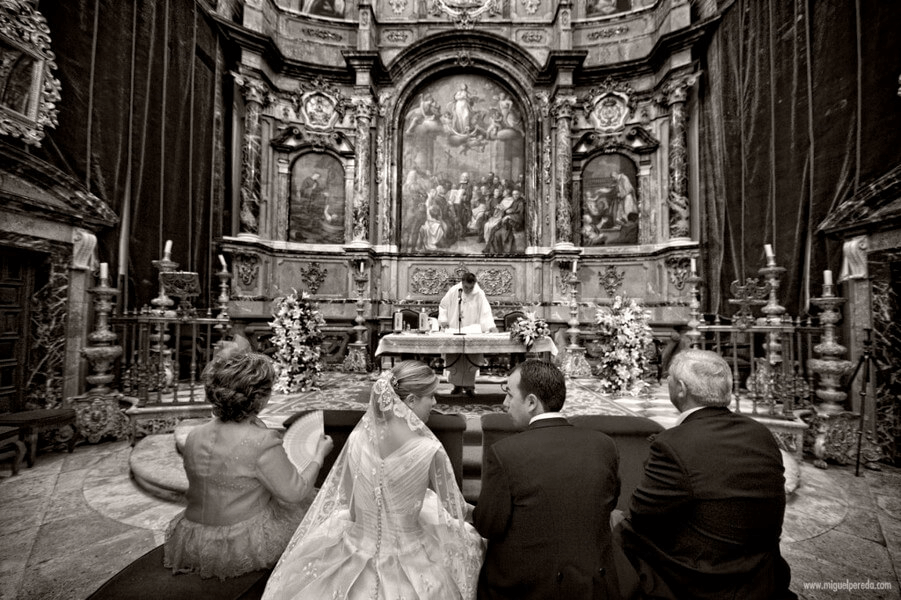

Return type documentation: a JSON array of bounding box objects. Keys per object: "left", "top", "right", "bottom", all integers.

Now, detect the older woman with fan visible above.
[
  {"left": 263, "top": 360, "right": 485, "bottom": 600},
  {"left": 164, "top": 347, "right": 333, "bottom": 580}
]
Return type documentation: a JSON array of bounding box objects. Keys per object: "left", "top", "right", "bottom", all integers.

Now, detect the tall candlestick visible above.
[
  {"left": 99, "top": 262, "right": 108, "bottom": 280},
  {"left": 163, "top": 239, "right": 172, "bottom": 259},
  {"left": 823, "top": 270, "right": 833, "bottom": 286},
  {"left": 690, "top": 258, "right": 697, "bottom": 274},
  {"left": 218, "top": 254, "right": 228, "bottom": 272}
]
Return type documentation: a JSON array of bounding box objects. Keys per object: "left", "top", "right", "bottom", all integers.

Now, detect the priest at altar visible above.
[{"left": 437, "top": 271, "right": 498, "bottom": 395}]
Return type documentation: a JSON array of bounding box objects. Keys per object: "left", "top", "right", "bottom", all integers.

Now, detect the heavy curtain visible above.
[
  {"left": 698, "top": 0, "right": 901, "bottom": 317},
  {"left": 37, "top": 0, "right": 226, "bottom": 309}
]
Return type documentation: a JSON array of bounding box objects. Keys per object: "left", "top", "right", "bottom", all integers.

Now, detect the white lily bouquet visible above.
[
  {"left": 509, "top": 309, "right": 551, "bottom": 351},
  {"left": 594, "top": 296, "right": 654, "bottom": 395},
  {"left": 269, "top": 289, "right": 326, "bottom": 393}
]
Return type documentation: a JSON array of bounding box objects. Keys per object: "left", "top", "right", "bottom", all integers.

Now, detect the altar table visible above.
[{"left": 375, "top": 332, "right": 558, "bottom": 358}]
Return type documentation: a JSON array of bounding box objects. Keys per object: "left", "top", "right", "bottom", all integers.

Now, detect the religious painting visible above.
[
  {"left": 580, "top": 153, "right": 639, "bottom": 246},
  {"left": 289, "top": 154, "right": 345, "bottom": 244},
  {"left": 586, "top": 0, "right": 631, "bottom": 17},
  {"left": 400, "top": 75, "right": 527, "bottom": 254}
]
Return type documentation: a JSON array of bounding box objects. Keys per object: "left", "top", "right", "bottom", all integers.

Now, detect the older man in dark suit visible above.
[
  {"left": 474, "top": 359, "right": 623, "bottom": 599},
  {"left": 619, "top": 348, "right": 796, "bottom": 599}
]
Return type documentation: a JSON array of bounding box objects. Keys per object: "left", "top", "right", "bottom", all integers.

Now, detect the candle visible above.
[
  {"left": 823, "top": 270, "right": 833, "bottom": 286},
  {"left": 218, "top": 254, "right": 228, "bottom": 271},
  {"left": 764, "top": 243, "right": 774, "bottom": 258},
  {"left": 163, "top": 239, "right": 172, "bottom": 259},
  {"left": 571, "top": 258, "right": 578, "bottom": 274},
  {"left": 690, "top": 258, "right": 697, "bottom": 274},
  {"left": 359, "top": 261, "right": 365, "bottom": 274},
  {"left": 99, "top": 262, "right": 108, "bottom": 280}
]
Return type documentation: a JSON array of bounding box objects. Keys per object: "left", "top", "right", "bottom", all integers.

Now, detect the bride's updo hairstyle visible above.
[
  {"left": 202, "top": 348, "right": 275, "bottom": 422},
  {"left": 390, "top": 360, "right": 439, "bottom": 404}
]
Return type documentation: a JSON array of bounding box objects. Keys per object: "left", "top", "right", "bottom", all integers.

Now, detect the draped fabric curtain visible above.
[
  {"left": 37, "top": 0, "right": 226, "bottom": 309},
  {"left": 698, "top": 0, "right": 901, "bottom": 318}
]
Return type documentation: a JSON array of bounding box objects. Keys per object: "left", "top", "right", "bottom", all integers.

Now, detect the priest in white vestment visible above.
[{"left": 437, "top": 271, "right": 497, "bottom": 395}]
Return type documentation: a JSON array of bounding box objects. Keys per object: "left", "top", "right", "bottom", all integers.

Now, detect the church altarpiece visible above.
[{"left": 222, "top": 30, "right": 702, "bottom": 343}]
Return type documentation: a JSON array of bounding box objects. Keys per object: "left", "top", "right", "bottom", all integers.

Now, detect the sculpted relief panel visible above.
[{"left": 400, "top": 75, "right": 528, "bottom": 254}]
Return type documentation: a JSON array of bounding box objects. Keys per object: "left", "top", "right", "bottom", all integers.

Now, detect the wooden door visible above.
[{"left": 0, "top": 247, "right": 31, "bottom": 413}]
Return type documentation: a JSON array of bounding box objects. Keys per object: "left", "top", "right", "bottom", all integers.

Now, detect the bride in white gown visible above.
[{"left": 263, "top": 361, "right": 485, "bottom": 600}]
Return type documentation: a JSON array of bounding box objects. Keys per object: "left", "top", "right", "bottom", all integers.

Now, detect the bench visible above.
[{"left": 0, "top": 409, "right": 77, "bottom": 467}]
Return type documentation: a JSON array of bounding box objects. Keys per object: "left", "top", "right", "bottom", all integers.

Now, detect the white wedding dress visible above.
[{"left": 263, "top": 376, "right": 484, "bottom": 600}]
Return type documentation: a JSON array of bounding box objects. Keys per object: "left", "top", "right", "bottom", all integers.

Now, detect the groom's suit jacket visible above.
[
  {"left": 620, "top": 406, "right": 796, "bottom": 600},
  {"left": 474, "top": 417, "right": 622, "bottom": 600}
]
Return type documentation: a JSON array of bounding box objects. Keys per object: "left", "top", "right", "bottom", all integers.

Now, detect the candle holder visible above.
[
  {"left": 758, "top": 261, "right": 787, "bottom": 415},
  {"left": 71, "top": 270, "right": 130, "bottom": 443},
  {"left": 685, "top": 269, "right": 703, "bottom": 348},
  {"left": 808, "top": 284, "right": 852, "bottom": 415},
  {"left": 149, "top": 251, "right": 177, "bottom": 394},
  {"left": 343, "top": 259, "right": 371, "bottom": 373},
  {"left": 560, "top": 266, "right": 592, "bottom": 378},
  {"left": 216, "top": 266, "right": 231, "bottom": 322}
]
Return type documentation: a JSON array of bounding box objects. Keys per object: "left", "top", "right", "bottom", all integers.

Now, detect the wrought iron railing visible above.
[{"left": 110, "top": 308, "right": 230, "bottom": 406}]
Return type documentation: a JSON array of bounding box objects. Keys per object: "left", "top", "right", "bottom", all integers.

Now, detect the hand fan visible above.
[{"left": 283, "top": 410, "right": 324, "bottom": 472}]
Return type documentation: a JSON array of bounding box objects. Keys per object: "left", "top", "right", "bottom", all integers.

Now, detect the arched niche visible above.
[
  {"left": 288, "top": 152, "right": 347, "bottom": 244},
  {"left": 578, "top": 152, "right": 639, "bottom": 247},
  {"left": 398, "top": 74, "right": 529, "bottom": 254},
  {"left": 270, "top": 126, "right": 355, "bottom": 245}
]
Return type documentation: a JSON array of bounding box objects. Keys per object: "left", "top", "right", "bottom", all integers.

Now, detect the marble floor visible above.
[{"left": 1, "top": 376, "right": 900, "bottom": 599}]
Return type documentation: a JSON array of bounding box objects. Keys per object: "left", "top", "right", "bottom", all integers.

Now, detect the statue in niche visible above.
[
  {"left": 289, "top": 154, "right": 345, "bottom": 244},
  {"left": 400, "top": 75, "right": 527, "bottom": 254},
  {"left": 580, "top": 153, "right": 639, "bottom": 246}
]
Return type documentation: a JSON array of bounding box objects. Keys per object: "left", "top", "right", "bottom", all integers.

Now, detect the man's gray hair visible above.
[{"left": 669, "top": 349, "right": 732, "bottom": 407}]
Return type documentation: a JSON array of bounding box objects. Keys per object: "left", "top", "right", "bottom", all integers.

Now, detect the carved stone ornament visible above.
[
  {"left": 235, "top": 253, "right": 260, "bottom": 287},
  {"left": 270, "top": 125, "right": 354, "bottom": 153},
  {"left": 535, "top": 90, "right": 550, "bottom": 119},
  {"left": 410, "top": 267, "right": 455, "bottom": 295},
  {"left": 664, "top": 256, "right": 692, "bottom": 291},
  {"left": 429, "top": 0, "right": 500, "bottom": 29},
  {"left": 599, "top": 265, "right": 625, "bottom": 297},
  {"left": 0, "top": 0, "right": 62, "bottom": 145},
  {"left": 573, "top": 125, "right": 659, "bottom": 156},
  {"left": 476, "top": 268, "right": 513, "bottom": 296},
  {"left": 520, "top": 0, "right": 541, "bottom": 15},
  {"left": 233, "top": 73, "right": 273, "bottom": 106},
  {"left": 388, "top": 0, "right": 408, "bottom": 14},
  {"left": 585, "top": 78, "right": 634, "bottom": 134},
  {"left": 301, "top": 262, "right": 328, "bottom": 294},
  {"left": 291, "top": 77, "right": 349, "bottom": 129},
  {"left": 588, "top": 91, "right": 630, "bottom": 133}
]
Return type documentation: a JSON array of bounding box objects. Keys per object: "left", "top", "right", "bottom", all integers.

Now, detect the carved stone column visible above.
[
  {"left": 351, "top": 95, "right": 375, "bottom": 245},
  {"left": 663, "top": 76, "right": 697, "bottom": 240},
  {"left": 552, "top": 94, "right": 576, "bottom": 247},
  {"left": 235, "top": 74, "right": 270, "bottom": 237}
]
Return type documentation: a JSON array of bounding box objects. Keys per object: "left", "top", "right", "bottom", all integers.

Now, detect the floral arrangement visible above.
[
  {"left": 269, "top": 289, "right": 326, "bottom": 393},
  {"left": 509, "top": 309, "right": 551, "bottom": 350},
  {"left": 593, "top": 296, "right": 654, "bottom": 395}
]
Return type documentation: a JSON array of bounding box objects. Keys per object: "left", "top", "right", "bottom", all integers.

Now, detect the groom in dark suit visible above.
[
  {"left": 619, "top": 348, "right": 796, "bottom": 599},
  {"left": 473, "top": 359, "right": 623, "bottom": 599}
]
